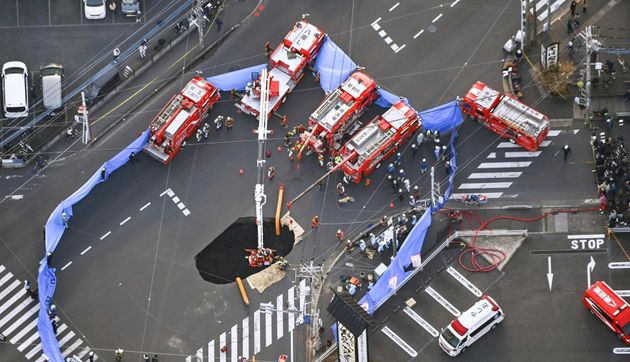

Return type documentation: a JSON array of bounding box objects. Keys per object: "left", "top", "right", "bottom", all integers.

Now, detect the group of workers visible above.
[{"left": 593, "top": 133, "right": 630, "bottom": 228}]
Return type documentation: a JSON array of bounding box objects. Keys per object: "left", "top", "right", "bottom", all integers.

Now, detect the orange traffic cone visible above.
[
  {"left": 389, "top": 202, "right": 394, "bottom": 208},
  {"left": 239, "top": 169, "right": 244, "bottom": 175}
]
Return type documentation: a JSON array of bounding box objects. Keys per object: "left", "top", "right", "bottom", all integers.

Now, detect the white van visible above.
[
  {"left": 2, "top": 61, "right": 29, "bottom": 118},
  {"left": 439, "top": 295, "right": 504, "bottom": 357},
  {"left": 40, "top": 64, "right": 64, "bottom": 111}
]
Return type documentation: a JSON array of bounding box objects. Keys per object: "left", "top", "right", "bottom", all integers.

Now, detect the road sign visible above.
[{"left": 609, "top": 262, "right": 630, "bottom": 269}]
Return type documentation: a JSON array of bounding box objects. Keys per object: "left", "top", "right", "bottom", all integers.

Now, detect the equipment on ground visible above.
[
  {"left": 460, "top": 81, "right": 550, "bottom": 151},
  {"left": 298, "top": 70, "right": 379, "bottom": 159},
  {"left": 236, "top": 19, "right": 325, "bottom": 121},
  {"left": 337, "top": 100, "right": 420, "bottom": 183},
  {"left": 460, "top": 194, "right": 488, "bottom": 206},
  {"left": 144, "top": 76, "right": 220, "bottom": 163}
]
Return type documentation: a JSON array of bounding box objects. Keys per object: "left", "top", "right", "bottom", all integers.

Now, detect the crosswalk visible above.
[
  {"left": 186, "top": 280, "right": 307, "bottom": 362},
  {"left": 0, "top": 265, "right": 98, "bottom": 362},
  {"left": 451, "top": 130, "right": 566, "bottom": 200}
]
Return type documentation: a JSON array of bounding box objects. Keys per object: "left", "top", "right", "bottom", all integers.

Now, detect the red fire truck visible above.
[
  {"left": 461, "top": 81, "right": 550, "bottom": 152},
  {"left": 583, "top": 281, "right": 630, "bottom": 344},
  {"left": 298, "top": 70, "right": 379, "bottom": 158},
  {"left": 236, "top": 19, "right": 325, "bottom": 121},
  {"left": 337, "top": 100, "right": 420, "bottom": 183},
  {"left": 144, "top": 76, "right": 220, "bottom": 164}
]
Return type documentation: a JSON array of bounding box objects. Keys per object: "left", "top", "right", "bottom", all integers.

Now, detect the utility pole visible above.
[
  {"left": 77, "top": 91, "right": 90, "bottom": 144},
  {"left": 297, "top": 260, "right": 325, "bottom": 361},
  {"left": 189, "top": 5, "right": 207, "bottom": 49},
  {"left": 430, "top": 166, "right": 441, "bottom": 210},
  {"left": 583, "top": 26, "right": 601, "bottom": 128}
]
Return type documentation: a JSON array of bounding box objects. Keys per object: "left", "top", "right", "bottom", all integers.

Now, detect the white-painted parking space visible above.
[
  {"left": 403, "top": 307, "right": 439, "bottom": 337},
  {"left": 425, "top": 286, "right": 461, "bottom": 316},
  {"left": 447, "top": 266, "right": 482, "bottom": 297},
  {"left": 381, "top": 326, "right": 417, "bottom": 357}
]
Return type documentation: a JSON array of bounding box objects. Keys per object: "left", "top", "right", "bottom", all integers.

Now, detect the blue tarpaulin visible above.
[
  {"left": 38, "top": 129, "right": 150, "bottom": 361},
  {"left": 374, "top": 88, "right": 409, "bottom": 109},
  {"left": 313, "top": 35, "right": 357, "bottom": 93},
  {"left": 418, "top": 100, "right": 464, "bottom": 134},
  {"left": 206, "top": 64, "right": 267, "bottom": 91}
]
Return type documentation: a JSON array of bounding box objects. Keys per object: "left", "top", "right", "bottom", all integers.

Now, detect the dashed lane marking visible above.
[
  {"left": 139, "top": 202, "right": 151, "bottom": 211},
  {"left": 182, "top": 209, "right": 191, "bottom": 216},
  {"left": 450, "top": 0, "right": 461, "bottom": 6},
  {"left": 413, "top": 29, "right": 424, "bottom": 39},
  {"left": 80, "top": 246, "right": 92, "bottom": 255},
  {"left": 389, "top": 2, "right": 400, "bottom": 12},
  {"left": 384, "top": 36, "right": 393, "bottom": 44},
  {"left": 394, "top": 44, "right": 406, "bottom": 53},
  {"left": 119, "top": 216, "right": 131, "bottom": 226},
  {"left": 497, "top": 140, "right": 551, "bottom": 148},
  {"left": 100, "top": 231, "right": 111, "bottom": 240},
  {"left": 432, "top": 13, "right": 443, "bottom": 23},
  {"left": 61, "top": 261, "right": 72, "bottom": 271},
  {"left": 378, "top": 30, "right": 387, "bottom": 37},
  {"left": 172, "top": 196, "right": 180, "bottom": 203},
  {"left": 177, "top": 202, "right": 186, "bottom": 210}
]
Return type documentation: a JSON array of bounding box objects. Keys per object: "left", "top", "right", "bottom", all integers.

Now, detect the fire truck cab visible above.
[
  {"left": 300, "top": 70, "right": 379, "bottom": 156},
  {"left": 339, "top": 100, "right": 420, "bottom": 183},
  {"left": 461, "top": 81, "right": 549, "bottom": 152},
  {"left": 236, "top": 20, "right": 325, "bottom": 121},
  {"left": 583, "top": 281, "right": 630, "bottom": 344},
  {"left": 144, "top": 76, "right": 220, "bottom": 164}
]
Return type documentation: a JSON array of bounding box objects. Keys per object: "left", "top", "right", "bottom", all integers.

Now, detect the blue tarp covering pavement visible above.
[
  {"left": 418, "top": 100, "right": 464, "bottom": 134},
  {"left": 206, "top": 63, "right": 267, "bottom": 91}
]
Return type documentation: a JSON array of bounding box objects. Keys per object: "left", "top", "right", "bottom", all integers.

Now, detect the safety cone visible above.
[
  {"left": 239, "top": 169, "right": 244, "bottom": 175},
  {"left": 389, "top": 202, "right": 394, "bottom": 208},
  {"left": 277, "top": 146, "right": 282, "bottom": 152}
]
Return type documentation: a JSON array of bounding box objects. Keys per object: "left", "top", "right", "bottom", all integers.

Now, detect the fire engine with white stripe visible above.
[
  {"left": 337, "top": 100, "right": 420, "bottom": 183},
  {"left": 298, "top": 70, "right": 379, "bottom": 159},
  {"left": 144, "top": 76, "right": 220, "bottom": 164},
  {"left": 236, "top": 19, "right": 325, "bottom": 121},
  {"left": 461, "top": 81, "right": 550, "bottom": 152}
]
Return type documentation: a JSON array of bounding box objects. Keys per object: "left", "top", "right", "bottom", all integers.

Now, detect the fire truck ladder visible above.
[
  {"left": 152, "top": 95, "right": 183, "bottom": 131},
  {"left": 254, "top": 69, "right": 272, "bottom": 254}
]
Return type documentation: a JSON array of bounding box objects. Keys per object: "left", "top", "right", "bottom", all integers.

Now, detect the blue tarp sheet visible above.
[
  {"left": 38, "top": 129, "right": 150, "bottom": 362},
  {"left": 313, "top": 36, "right": 357, "bottom": 93},
  {"left": 206, "top": 64, "right": 267, "bottom": 91},
  {"left": 418, "top": 100, "right": 464, "bottom": 134},
  {"left": 374, "top": 88, "right": 409, "bottom": 109}
]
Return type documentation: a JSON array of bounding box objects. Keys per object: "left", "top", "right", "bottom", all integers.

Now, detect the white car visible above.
[
  {"left": 84, "top": 0, "right": 106, "bottom": 20},
  {"left": 2, "top": 61, "right": 29, "bottom": 118}
]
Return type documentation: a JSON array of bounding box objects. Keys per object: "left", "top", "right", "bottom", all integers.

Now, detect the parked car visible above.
[
  {"left": 2, "top": 61, "right": 29, "bottom": 118},
  {"left": 83, "top": 0, "right": 106, "bottom": 20},
  {"left": 121, "top": 0, "right": 140, "bottom": 16},
  {"left": 40, "top": 63, "right": 64, "bottom": 111}
]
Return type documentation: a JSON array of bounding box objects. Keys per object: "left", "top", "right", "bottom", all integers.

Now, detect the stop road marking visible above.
[{"left": 568, "top": 234, "right": 605, "bottom": 250}]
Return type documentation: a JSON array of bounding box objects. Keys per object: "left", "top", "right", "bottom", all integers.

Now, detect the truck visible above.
[
  {"left": 236, "top": 19, "right": 325, "bottom": 121},
  {"left": 460, "top": 81, "right": 550, "bottom": 152},
  {"left": 144, "top": 76, "right": 220, "bottom": 164},
  {"left": 337, "top": 100, "right": 420, "bottom": 183},
  {"left": 298, "top": 70, "right": 379, "bottom": 158}
]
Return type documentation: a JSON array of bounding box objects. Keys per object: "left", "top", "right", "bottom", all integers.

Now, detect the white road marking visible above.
[
  {"left": 254, "top": 310, "right": 261, "bottom": 354},
  {"left": 468, "top": 172, "right": 522, "bottom": 179},
  {"left": 242, "top": 317, "right": 249, "bottom": 358},
  {"left": 56, "top": 330, "right": 76, "bottom": 350},
  {"left": 139, "top": 202, "right": 151, "bottom": 211},
  {"left": 403, "top": 307, "right": 439, "bottom": 337},
  {"left": 195, "top": 348, "right": 203, "bottom": 362},
  {"left": 182, "top": 209, "right": 191, "bottom": 216},
  {"left": 497, "top": 140, "right": 551, "bottom": 148},
  {"left": 18, "top": 330, "right": 40, "bottom": 351},
  {"left": 172, "top": 196, "right": 180, "bottom": 203},
  {"left": 395, "top": 44, "right": 406, "bottom": 53},
  {"left": 0, "top": 296, "right": 33, "bottom": 328},
  {"left": 219, "top": 332, "right": 226, "bottom": 362},
  {"left": 230, "top": 324, "right": 238, "bottom": 362},
  {"left": 371, "top": 17, "right": 382, "bottom": 26},
  {"left": 450, "top": 192, "right": 504, "bottom": 199},
  {"left": 9, "top": 317, "right": 37, "bottom": 344},
  {"left": 505, "top": 151, "right": 542, "bottom": 158},
  {"left": 447, "top": 266, "right": 482, "bottom": 297},
  {"left": 3, "top": 303, "right": 39, "bottom": 336},
  {"left": 0, "top": 265, "right": 4, "bottom": 273},
  {"left": 372, "top": 23, "right": 381, "bottom": 31},
  {"left": 265, "top": 306, "right": 273, "bottom": 347},
  {"left": 413, "top": 29, "right": 424, "bottom": 39},
  {"left": 160, "top": 188, "right": 172, "bottom": 197},
  {"left": 62, "top": 338, "right": 83, "bottom": 357},
  {"left": 567, "top": 234, "right": 605, "bottom": 239},
  {"left": 177, "top": 202, "right": 186, "bottom": 210},
  {"left": 458, "top": 182, "right": 512, "bottom": 189},
  {"left": 298, "top": 279, "right": 306, "bottom": 325},
  {"left": 384, "top": 36, "right": 393, "bottom": 44},
  {"left": 450, "top": 0, "right": 460, "bottom": 6},
  {"left": 25, "top": 343, "right": 43, "bottom": 359},
  {"left": 478, "top": 161, "right": 532, "bottom": 168},
  {"left": 277, "top": 294, "right": 284, "bottom": 340},
  {"left": 120, "top": 216, "right": 131, "bottom": 226},
  {"left": 615, "top": 290, "right": 630, "bottom": 297},
  {"left": 432, "top": 13, "right": 443, "bottom": 23},
  {"left": 0, "top": 271, "right": 13, "bottom": 287},
  {"left": 613, "top": 347, "right": 630, "bottom": 354},
  {"left": 548, "top": 130, "right": 561, "bottom": 137},
  {"left": 609, "top": 262, "right": 630, "bottom": 269},
  {"left": 389, "top": 2, "right": 400, "bottom": 11},
  {"left": 391, "top": 43, "right": 399, "bottom": 51},
  {"left": 0, "top": 281, "right": 23, "bottom": 308},
  {"left": 61, "top": 261, "right": 72, "bottom": 271},
  {"left": 378, "top": 30, "right": 387, "bottom": 37},
  {"left": 207, "top": 340, "right": 214, "bottom": 362},
  {"left": 288, "top": 286, "right": 295, "bottom": 331},
  {"left": 80, "top": 246, "right": 92, "bottom": 255},
  {"left": 100, "top": 231, "right": 111, "bottom": 240},
  {"left": 425, "top": 286, "right": 461, "bottom": 316},
  {"left": 487, "top": 152, "right": 496, "bottom": 158},
  {"left": 381, "top": 326, "right": 417, "bottom": 357},
  {"left": 35, "top": 354, "right": 48, "bottom": 362}
]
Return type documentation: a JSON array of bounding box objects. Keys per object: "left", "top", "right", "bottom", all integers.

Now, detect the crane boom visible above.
[{"left": 255, "top": 68, "right": 271, "bottom": 251}]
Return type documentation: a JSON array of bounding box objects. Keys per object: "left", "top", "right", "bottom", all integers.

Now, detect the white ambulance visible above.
[{"left": 438, "top": 295, "right": 504, "bottom": 356}]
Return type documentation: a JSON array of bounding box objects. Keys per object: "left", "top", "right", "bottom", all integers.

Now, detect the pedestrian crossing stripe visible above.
[{"left": 0, "top": 265, "right": 99, "bottom": 361}]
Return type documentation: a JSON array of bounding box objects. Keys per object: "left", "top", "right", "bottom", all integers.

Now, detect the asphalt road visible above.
[{"left": 1, "top": 0, "right": 629, "bottom": 361}]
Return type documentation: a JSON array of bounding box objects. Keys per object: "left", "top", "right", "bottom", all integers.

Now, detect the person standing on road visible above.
[
  {"left": 267, "top": 166, "right": 276, "bottom": 180},
  {"left": 562, "top": 144, "right": 572, "bottom": 161},
  {"left": 410, "top": 143, "right": 418, "bottom": 158},
  {"left": 570, "top": 1, "right": 577, "bottom": 17},
  {"left": 226, "top": 116, "right": 235, "bottom": 130},
  {"left": 24, "top": 280, "right": 38, "bottom": 300},
  {"left": 138, "top": 44, "right": 147, "bottom": 58},
  {"left": 311, "top": 215, "right": 320, "bottom": 229},
  {"left": 420, "top": 158, "right": 428, "bottom": 173},
  {"left": 216, "top": 18, "right": 224, "bottom": 31},
  {"left": 109, "top": 1, "right": 117, "bottom": 14},
  {"left": 88, "top": 351, "right": 95, "bottom": 362}
]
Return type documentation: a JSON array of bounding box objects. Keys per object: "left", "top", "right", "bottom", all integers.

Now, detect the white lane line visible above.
[
  {"left": 447, "top": 266, "right": 482, "bottom": 297},
  {"left": 230, "top": 324, "right": 238, "bottom": 362},
  {"left": 372, "top": 23, "right": 381, "bottom": 31},
  {"left": 298, "top": 279, "right": 306, "bottom": 325},
  {"left": 219, "top": 332, "right": 226, "bottom": 362},
  {"left": 450, "top": 192, "right": 504, "bottom": 199},
  {"left": 62, "top": 338, "right": 83, "bottom": 357},
  {"left": 389, "top": 2, "right": 400, "bottom": 11},
  {"left": 172, "top": 196, "right": 180, "bottom": 203},
  {"left": 413, "top": 29, "right": 424, "bottom": 39},
  {"left": 182, "top": 209, "right": 191, "bottom": 216},
  {"left": 208, "top": 340, "right": 214, "bottom": 362},
  {"left": 185, "top": 356, "right": 192, "bottom": 362},
  {"left": 0, "top": 265, "right": 5, "bottom": 274},
  {"left": 139, "top": 202, "right": 151, "bottom": 211},
  {"left": 378, "top": 30, "right": 387, "bottom": 37},
  {"left": 548, "top": 130, "right": 561, "bottom": 137},
  {"left": 120, "top": 216, "right": 131, "bottom": 226},
  {"left": 613, "top": 347, "right": 630, "bottom": 354},
  {"left": 195, "top": 348, "right": 203, "bottom": 362},
  {"left": 395, "top": 44, "right": 406, "bottom": 53},
  {"left": 381, "top": 326, "right": 417, "bottom": 357},
  {"left": 159, "top": 188, "right": 172, "bottom": 197},
  {"left": 25, "top": 343, "right": 43, "bottom": 359},
  {"left": 287, "top": 286, "right": 295, "bottom": 332},
  {"left": 56, "top": 331, "right": 76, "bottom": 352},
  {"left": 80, "top": 246, "right": 92, "bottom": 255},
  {"left": 61, "top": 261, "right": 72, "bottom": 271},
  {"left": 450, "top": 0, "right": 460, "bottom": 6},
  {"left": 487, "top": 152, "right": 496, "bottom": 158},
  {"left": 497, "top": 140, "right": 551, "bottom": 148},
  {"left": 505, "top": 151, "right": 542, "bottom": 158},
  {"left": 265, "top": 306, "right": 273, "bottom": 347},
  {"left": 567, "top": 234, "right": 605, "bottom": 239},
  {"left": 253, "top": 310, "right": 261, "bottom": 354},
  {"left": 615, "top": 290, "right": 630, "bottom": 297},
  {"left": 458, "top": 182, "right": 512, "bottom": 189},
  {"left": 371, "top": 17, "right": 382, "bottom": 26},
  {"left": 99, "top": 231, "right": 111, "bottom": 240},
  {"left": 0, "top": 296, "right": 33, "bottom": 328},
  {"left": 403, "top": 307, "right": 439, "bottom": 337},
  {"left": 0, "top": 271, "right": 13, "bottom": 288},
  {"left": 0, "top": 283, "right": 24, "bottom": 312},
  {"left": 384, "top": 36, "right": 393, "bottom": 44},
  {"left": 9, "top": 317, "right": 37, "bottom": 344},
  {"left": 177, "top": 202, "right": 185, "bottom": 210},
  {"left": 35, "top": 354, "right": 48, "bottom": 362},
  {"left": 242, "top": 317, "right": 249, "bottom": 358},
  {"left": 18, "top": 330, "right": 40, "bottom": 351},
  {"left": 277, "top": 294, "right": 284, "bottom": 340},
  {"left": 76, "top": 347, "right": 91, "bottom": 359},
  {"left": 391, "top": 43, "right": 399, "bottom": 51},
  {"left": 478, "top": 161, "right": 532, "bottom": 168},
  {"left": 432, "top": 13, "right": 443, "bottom": 23},
  {"left": 3, "top": 303, "right": 39, "bottom": 335},
  {"left": 468, "top": 172, "right": 522, "bottom": 179},
  {"left": 425, "top": 286, "right": 460, "bottom": 316}
]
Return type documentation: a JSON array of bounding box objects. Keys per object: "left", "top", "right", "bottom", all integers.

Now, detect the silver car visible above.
[{"left": 121, "top": 0, "right": 140, "bottom": 16}]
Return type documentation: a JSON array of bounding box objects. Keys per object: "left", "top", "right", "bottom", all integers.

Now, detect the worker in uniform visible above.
[
  {"left": 334, "top": 155, "right": 342, "bottom": 164},
  {"left": 345, "top": 239, "right": 353, "bottom": 252},
  {"left": 288, "top": 147, "right": 296, "bottom": 161},
  {"left": 420, "top": 158, "right": 428, "bottom": 173},
  {"left": 114, "top": 349, "right": 124, "bottom": 361},
  {"left": 267, "top": 166, "right": 276, "bottom": 180},
  {"left": 434, "top": 145, "right": 442, "bottom": 160},
  {"left": 311, "top": 215, "right": 320, "bottom": 228},
  {"left": 196, "top": 128, "right": 203, "bottom": 142},
  {"left": 413, "top": 185, "right": 421, "bottom": 199},
  {"left": 433, "top": 130, "right": 440, "bottom": 143},
  {"left": 359, "top": 239, "right": 367, "bottom": 254},
  {"left": 284, "top": 134, "right": 292, "bottom": 147},
  {"left": 214, "top": 115, "right": 224, "bottom": 130},
  {"left": 445, "top": 161, "right": 451, "bottom": 174},
  {"left": 386, "top": 163, "right": 395, "bottom": 175},
  {"left": 202, "top": 123, "right": 210, "bottom": 139},
  {"left": 226, "top": 117, "right": 235, "bottom": 130},
  {"left": 441, "top": 145, "right": 448, "bottom": 162},
  {"left": 391, "top": 178, "right": 399, "bottom": 193},
  {"left": 403, "top": 178, "right": 411, "bottom": 193},
  {"left": 417, "top": 132, "right": 424, "bottom": 146},
  {"left": 409, "top": 196, "right": 417, "bottom": 209},
  {"left": 395, "top": 152, "right": 402, "bottom": 166},
  {"left": 343, "top": 174, "right": 351, "bottom": 184},
  {"left": 264, "top": 41, "right": 272, "bottom": 57},
  {"left": 336, "top": 229, "right": 345, "bottom": 241},
  {"left": 411, "top": 143, "right": 418, "bottom": 158},
  {"left": 336, "top": 182, "right": 346, "bottom": 197},
  {"left": 317, "top": 153, "right": 324, "bottom": 168},
  {"left": 279, "top": 257, "right": 288, "bottom": 271},
  {"left": 398, "top": 168, "right": 406, "bottom": 182},
  {"left": 425, "top": 129, "right": 432, "bottom": 142},
  {"left": 398, "top": 188, "right": 405, "bottom": 201}
]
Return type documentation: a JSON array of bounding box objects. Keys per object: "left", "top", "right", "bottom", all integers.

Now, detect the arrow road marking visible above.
[
  {"left": 547, "top": 256, "right": 553, "bottom": 291},
  {"left": 587, "top": 256, "right": 596, "bottom": 289}
]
